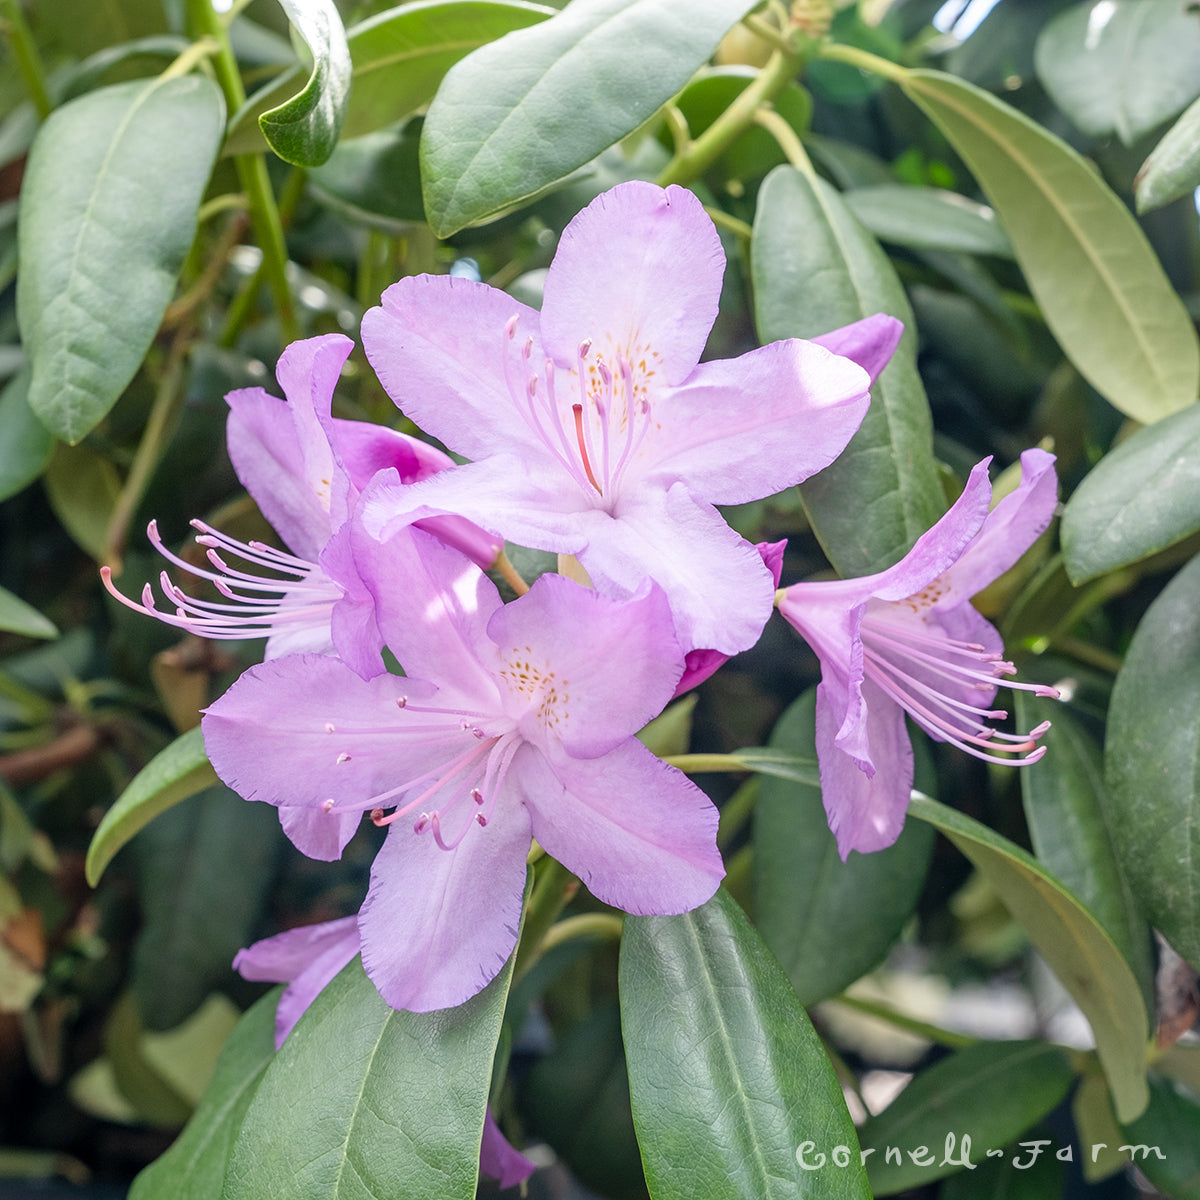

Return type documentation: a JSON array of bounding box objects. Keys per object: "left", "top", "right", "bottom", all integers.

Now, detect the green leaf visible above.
[
  {"left": 1120, "top": 1076, "right": 1200, "bottom": 1200},
  {"left": 859, "top": 1041, "right": 1073, "bottom": 1195},
  {"left": 16, "top": 75, "right": 225, "bottom": 444},
  {"left": 258, "top": 0, "right": 351, "bottom": 166},
  {"left": 1105, "top": 551, "right": 1200, "bottom": 973},
  {"left": 224, "top": 953, "right": 517, "bottom": 1200},
  {"left": 86, "top": 726, "right": 218, "bottom": 886},
  {"left": 42, "top": 441, "right": 122, "bottom": 560},
  {"left": 752, "top": 166, "right": 945, "bottom": 574},
  {"left": 1034, "top": 0, "right": 1200, "bottom": 146},
  {"left": 909, "top": 795, "right": 1150, "bottom": 1122},
  {"left": 1136, "top": 94, "right": 1200, "bottom": 214},
  {"left": 0, "top": 586, "right": 57, "bottom": 641},
  {"left": 0, "top": 367, "right": 55, "bottom": 502},
  {"left": 421, "top": 0, "right": 758, "bottom": 236},
  {"left": 132, "top": 786, "right": 279, "bottom": 1029},
  {"left": 308, "top": 122, "right": 424, "bottom": 230},
  {"left": 1061, "top": 402, "right": 1200, "bottom": 584},
  {"left": 938, "top": 1137, "right": 1063, "bottom": 1199},
  {"left": 844, "top": 184, "right": 1013, "bottom": 257},
  {"left": 901, "top": 69, "right": 1199, "bottom": 426},
  {"left": 754, "top": 692, "right": 933, "bottom": 1005},
  {"left": 130, "top": 990, "right": 279, "bottom": 1200},
  {"left": 1015, "top": 695, "right": 1154, "bottom": 1012},
  {"left": 620, "top": 887, "right": 870, "bottom": 1200}
]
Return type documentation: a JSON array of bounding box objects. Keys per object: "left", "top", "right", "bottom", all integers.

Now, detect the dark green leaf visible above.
[
  {"left": 1136, "top": 94, "right": 1200, "bottom": 214},
  {"left": 620, "top": 887, "right": 870, "bottom": 1200},
  {"left": 16, "top": 76, "right": 224, "bottom": 443},
  {"left": 1016, "top": 696, "right": 1154, "bottom": 1013},
  {"left": 1035, "top": 0, "right": 1200, "bottom": 145},
  {"left": 844, "top": 184, "right": 1013, "bottom": 257},
  {"left": 753, "top": 166, "right": 945, "bottom": 574},
  {"left": 86, "top": 726, "right": 218, "bottom": 887},
  {"left": 0, "top": 367, "right": 55, "bottom": 502},
  {"left": 224, "top": 953, "right": 516, "bottom": 1200},
  {"left": 1120, "top": 1076, "right": 1200, "bottom": 1200},
  {"left": 1105, "top": 552, "right": 1200, "bottom": 973},
  {"left": 259, "top": 0, "right": 351, "bottom": 166},
  {"left": 421, "top": 0, "right": 758, "bottom": 236},
  {"left": 0, "top": 585, "right": 57, "bottom": 641},
  {"left": 909, "top": 795, "right": 1149, "bottom": 1122},
  {"left": 132, "top": 785, "right": 279, "bottom": 1030},
  {"left": 754, "top": 692, "right": 933, "bottom": 1005},
  {"left": 129, "top": 990, "right": 279, "bottom": 1200},
  {"left": 42, "top": 441, "right": 122, "bottom": 560},
  {"left": 938, "top": 1138, "right": 1063, "bottom": 1200},
  {"left": 901, "top": 69, "right": 1199, "bottom": 425},
  {"left": 860, "top": 1042, "right": 1073, "bottom": 1195},
  {"left": 308, "top": 122, "right": 424, "bottom": 230},
  {"left": 1061, "top": 402, "right": 1200, "bottom": 584}
]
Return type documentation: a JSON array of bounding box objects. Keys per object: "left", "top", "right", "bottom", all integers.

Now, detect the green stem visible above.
[
  {"left": 0, "top": 0, "right": 52, "bottom": 118},
  {"left": 704, "top": 205, "right": 753, "bottom": 242},
  {"left": 816, "top": 40, "right": 909, "bottom": 85},
  {"left": 753, "top": 106, "right": 814, "bottom": 175},
  {"left": 538, "top": 912, "right": 623, "bottom": 954},
  {"left": 655, "top": 46, "right": 804, "bottom": 187},
  {"left": 664, "top": 752, "right": 752, "bottom": 775},
  {"left": 828, "top": 993, "right": 977, "bottom": 1050},
  {"left": 513, "top": 855, "right": 578, "bottom": 981}
]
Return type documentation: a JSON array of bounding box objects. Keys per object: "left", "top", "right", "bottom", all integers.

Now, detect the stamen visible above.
[{"left": 572, "top": 404, "right": 603, "bottom": 494}]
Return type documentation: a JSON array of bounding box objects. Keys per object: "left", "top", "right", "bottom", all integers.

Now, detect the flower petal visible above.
[
  {"left": 358, "top": 797, "right": 532, "bottom": 1011},
  {"left": 811, "top": 313, "right": 904, "bottom": 385},
  {"left": 517, "top": 742, "right": 723, "bottom": 915},
  {"left": 278, "top": 803, "right": 360, "bottom": 861},
  {"left": 540, "top": 181, "right": 723, "bottom": 383},
  {"left": 480, "top": 1109, "right": 536, "bottom": 1189}
]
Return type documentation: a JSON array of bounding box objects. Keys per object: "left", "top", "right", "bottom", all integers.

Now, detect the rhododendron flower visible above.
[
  {"left": 360, "top": 180, "right": 897, "bottom": 657},
  {"left": 102, "top": 334, "right": 499, "bottom": 679},
  {"left": 203, "top": 526, "right": 723, "bottom": 1010},
  {"left": 233, "top": 918, "right": 536, "bottom": 1188},
  {"left": 777, "top": 449, "right": 1060, "bottom": 858}
]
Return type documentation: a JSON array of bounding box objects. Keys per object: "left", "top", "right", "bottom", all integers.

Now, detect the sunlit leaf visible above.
[
  {"left": 1136, "top": 94, "right": 1200, "bottom": 213},
  {"left": 845, "top": 184, "right": 1013, "bottom": 257}
]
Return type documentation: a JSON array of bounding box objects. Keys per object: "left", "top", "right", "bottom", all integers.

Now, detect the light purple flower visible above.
[
  {"left": 360, "top": 180, "right": 897, "bottom": 657},
  {"left": 234, "top": 918, "right": 536, "bottom": 1188},
  {"left": 776, "top": 449, "right": 1060, "bottom": 858},
  {"left": 203, "top": 526, "right": 723, "bottom": 1011},
  {"left": 102, "top": 334, "right": 500, "bottom": 679}
]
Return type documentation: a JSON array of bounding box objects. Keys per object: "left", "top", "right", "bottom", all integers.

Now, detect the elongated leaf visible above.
[
  {"left": 1015, "top": 696, "right": 1154, "bottom": 1012},
  {"left": 859, "top": 1041, "right": 1073, "bottom": 1195},
  {"left": 753, "top": 166, "right": 945, "bottom": 574},
  {"left": 130, "top": 990, "right": 279, "bottom": 1200},
  {"left": 730, "top": 746, "right": 819, "bottom": 785},
  {"left": 1035, "top": 0, "right": 1200, "bottom": 145},
  {"left": 43, "top": 441, "right": 122, "bottom": 560},
  {"left": 1061, "top": 402, "right": 1200, "bottom": 584},
  {"left": 86, "top": 726, "right": 218, "bottom": 886},
  {"left": 620, "top": 887, "right": 870, "bottom": 1200},
  {"left": 0, "top": 586, "right": 57, "bottom": 641},
  {"left": 1105, "top": 552, "right": 1200, "bottom": 972},
  {"left": 938, "top": 1141, "right": 1063, "bottom": 1199},
  {"left": 754, "top": 692, "right": 933, "bottom": 1005},
  {"left": 0, "top": 367, "right": 55, "bottom": 502},
  {"left": 224, "top": 953, "right": 516, "bottom": 1200},
  {"left": 901, "top": 69, "right": 1199, "bottom": 425},
  {"left": 258, "top": 0, "right": 350, "bottom": 166},
  {"left": 1136, "top": 94, "right": 1200, "bottom": 214},
  {"left": 17, "top": 76, "right": 224, "bottom": 443},
  {"left": 1120, "top": 1076, "right": 1200, "bottom": 1199},
  {"left": 421, "top": 0, "right": 758, "bottom": 236},
  {"left": 845, "top": 184, "right": 1013, "bottom": 257},
  {"left": 308, "top": 122, "right": 424, "bottom": 230},
  {"left": 909, "top": 794, "right": 1149, "bottom": 1122}
]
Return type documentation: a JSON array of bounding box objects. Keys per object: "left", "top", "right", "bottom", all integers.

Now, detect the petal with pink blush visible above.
[{"left": 811, "top": 313, "right": 904, "bottom": 386}]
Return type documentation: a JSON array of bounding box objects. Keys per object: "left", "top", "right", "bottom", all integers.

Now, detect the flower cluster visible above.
[{"left": 106, "top": 180, "right": 1057, "bottom": 1080}]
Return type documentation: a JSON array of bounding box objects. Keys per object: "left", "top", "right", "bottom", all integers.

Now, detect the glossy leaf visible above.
[
  {"left": 860, "top": 1042, "right": 1073, "bottom": 1194},
  {"left": 1136, "top": 94, "right": 1200, "bottom": 214},
  {"left": 0, "top": 586, "right": 57, "bottom": 641},
  {"left": 258, "top": 0, "right": 351, "bottom": 166},
  {"left": 1120, "top": 1076, "right": 1200, "bottom": 1199},
  {"left": 1105, "top": 551, "right": 1200, "bottom": 972},
  {"left": 16, "top": 76, "right": 224, "bottom": 443},
  {"left": 1015, "top": 695, "right": 1154, "bottom": 1011},
  {"left": 754, "top": 692, "right": 933, "bottom": 1006},
  {"left": 86, "top": 726, "right": 218, "bottom": 887},
  {"left": 421, "top": 0, "right": 758, "bottom": 236},
  {"left": 1035, "top": 0, "right": 1200, "bottom": 145},
  {"left": 621, "top": 887, "right": 870, "bottom": 1200},
  {"left": 909, "top": 795, "right": 1150, "bottom": 1122},
  {"left": 1061, "top": 401, "right": 1200, "bottom": 584},
  {"left": 224, "top": 953, "right": 516, "bottom": 1200},
  {"left": 129, "top": 990, "right": 279, "bottom": 1200},
  {"left": 901, "top": 69, "right": 1199, "bottom": 425},
  {"left": 753, "top": 166, "right": 945, "bottom": 574},
  {"left": 844, "top": 184, "right": 1013, "bottom": 257},
  {"left": 0, "top": 367, "right": 55, "bottom": 502}
]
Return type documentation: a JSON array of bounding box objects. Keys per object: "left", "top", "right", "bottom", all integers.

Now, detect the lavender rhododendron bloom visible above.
[
  {"left": 102, "top": 334, "right": 499, "bottom": 679},
  {"left": 777, "top": 449, "right": 1060, "bottom": 859},
  {"left": 203, "top": 526, "right": 723, "bottom": 1011},
  {"left": 360, "top": 180, "right": 898, "bottom": 657}
]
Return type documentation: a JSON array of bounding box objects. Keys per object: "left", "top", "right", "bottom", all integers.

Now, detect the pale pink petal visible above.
[
  {"left": 278, "top": 804, "right": 360, "bottom": 861},
  {"left": 539, "top": 182, "right": 724, "bottom": 383},
  {"left": 480, "top": 1109, "right": 536, "bottom": 1189},
  {"left": 811, "top": 313, "right": 904, "bottom": 385},
  {"left": 517, "top": 742, "right": 723, "bottom": 915}
]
